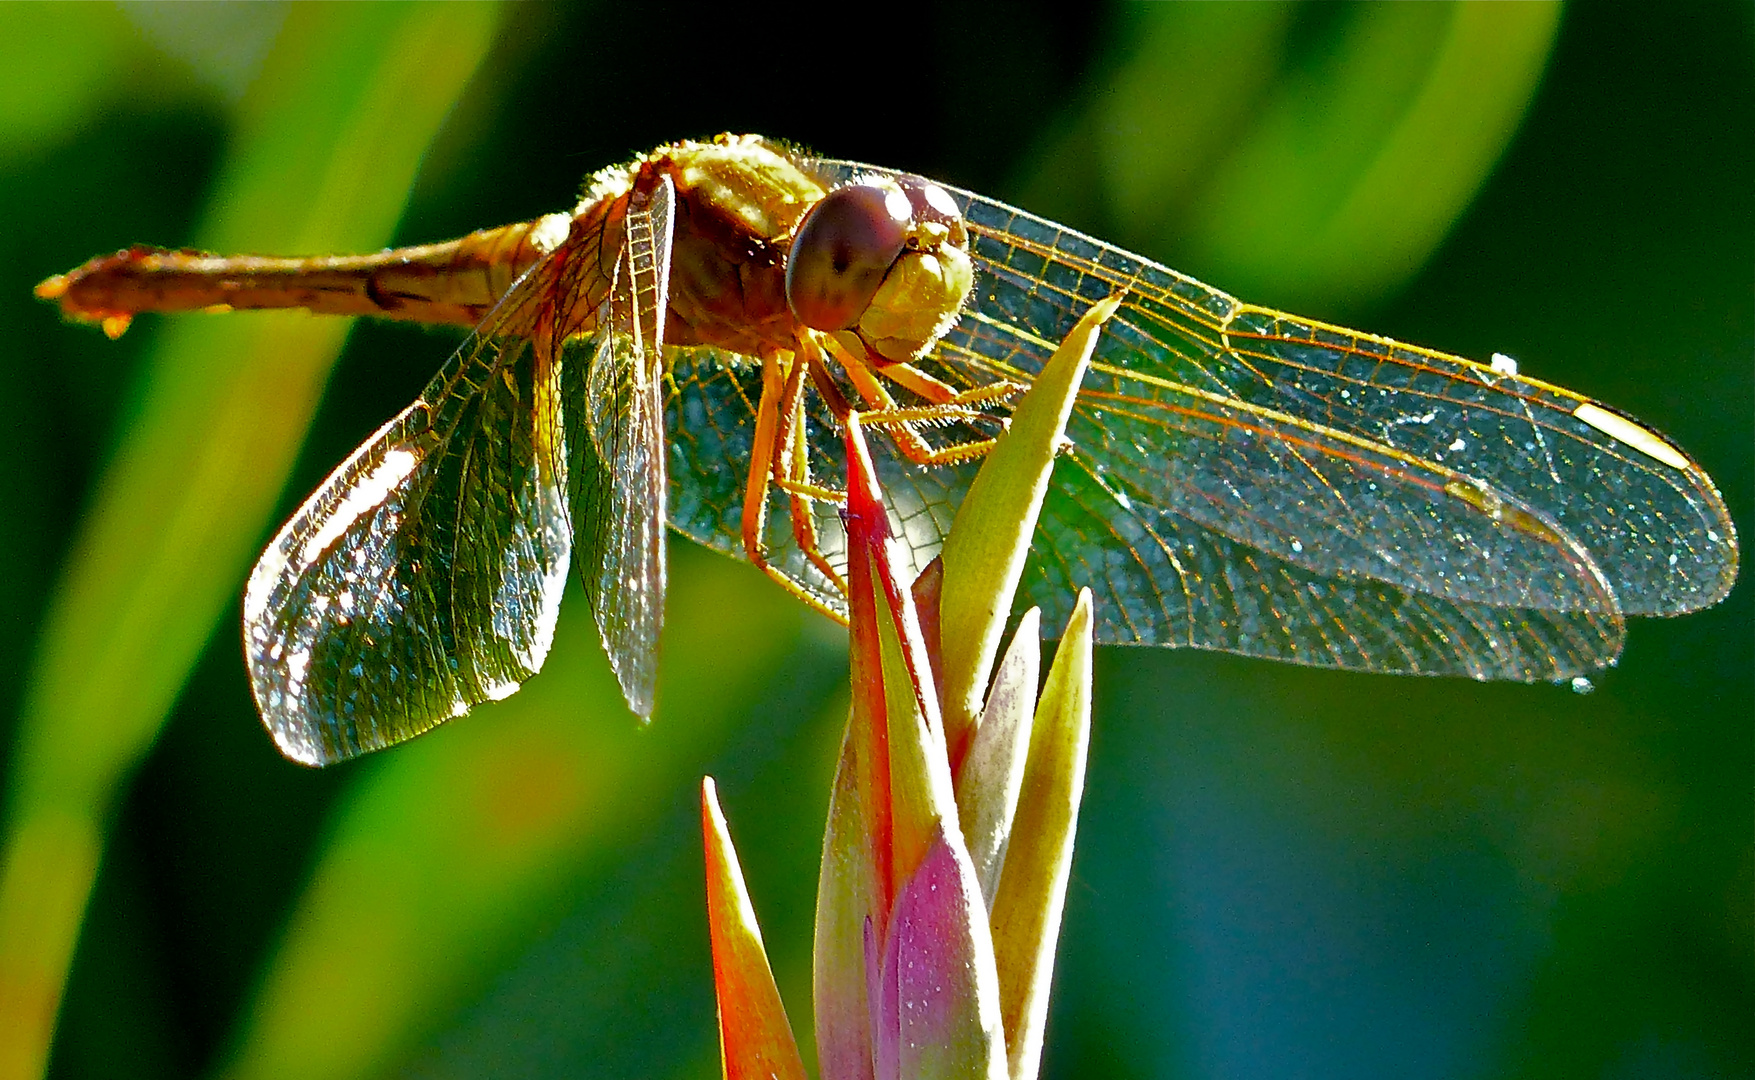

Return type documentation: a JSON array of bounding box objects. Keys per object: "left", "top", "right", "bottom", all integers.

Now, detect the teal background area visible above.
[{"left": 1, "top": 3, "right": 1748, "bottom": 1078}]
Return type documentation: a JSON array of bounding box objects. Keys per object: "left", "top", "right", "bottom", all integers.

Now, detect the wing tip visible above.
[
  {"left": 266, "top": 721, "right": 334, "bottom": 768},
  {"left": 618, "top": 671, "right": 658, "bottom": 721}
]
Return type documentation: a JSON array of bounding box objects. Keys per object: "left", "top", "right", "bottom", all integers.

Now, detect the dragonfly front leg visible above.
[
  {"left": 881, "top": 360, "right": 1026, "bottom": 412},
  {"left": 823, "top": 335, "right": 1011, "bottom": 467}
]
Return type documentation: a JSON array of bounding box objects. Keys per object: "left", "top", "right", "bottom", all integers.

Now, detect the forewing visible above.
[
  {"left": 663, "top": 339, "right": 1617, "bottom": 680},
  {"left": 807, "top": 159, "right": 1737, "bottom": 617},
  {"left": 244, "top": 267, "right": 572, "bottom": 765},
  {"left": 567, "top": 175, "right": 674, "bottom": 716},
  {"left": 939, "top": 182, "right": 1735, "bottom": 617}
]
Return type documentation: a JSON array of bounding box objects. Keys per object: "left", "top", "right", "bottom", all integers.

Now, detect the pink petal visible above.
[{"left": 875, "top": 829, "right": 1006, "bottom": 1080}]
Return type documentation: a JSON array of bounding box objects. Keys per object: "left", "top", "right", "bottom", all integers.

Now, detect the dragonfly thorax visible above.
[
  {"left": 633, "top": 137, "right": 822, "bottom": 358},
  {"left": 631, "top": 136, "right": 974, "bottom": 368}
]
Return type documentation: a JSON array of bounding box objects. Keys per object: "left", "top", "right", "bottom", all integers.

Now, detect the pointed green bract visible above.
[
  {"left": 703, "top": 778, "right": 809, "bottom": 1080},
  {"left": 814, "top": 416, "right": 1013, "bottom": 1080},
  {"left": 954, "top": 609, "right": 1042, "bottom": 907},
  {"left": 874, "top": 576, "right": 960, "bottom": 904},
  {"left": 813, "top": 729, "right": 879, "bottom": 1080},
  {"left": 937, "top": 294, "right": 1120, "bottom": 749},
  {"left": 989, "top": 591, "right": 1094, "bottom": 1080}
]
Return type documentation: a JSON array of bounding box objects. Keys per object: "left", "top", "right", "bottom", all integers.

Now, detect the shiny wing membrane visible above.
[
  {"left": 567, "top": 175, "right": 674, "bottom": 717},
  {"left": 663, "top": 343, "right": 1630, "bottom": 682},
  {"left": 245, "top": 263, "right": 573, "bottom": 765},
  {"left": 674, "top": 157, "right": 1738, "bottom": 681}
]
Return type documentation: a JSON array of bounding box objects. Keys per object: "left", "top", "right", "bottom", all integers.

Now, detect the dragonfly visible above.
[{"left": 38, "top": 134, "right": 1739, "bottom": 766}]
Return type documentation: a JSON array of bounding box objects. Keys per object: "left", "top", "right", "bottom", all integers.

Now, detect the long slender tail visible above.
[{"left": 35, "top": 214, "right": 569, "bottom": 339}]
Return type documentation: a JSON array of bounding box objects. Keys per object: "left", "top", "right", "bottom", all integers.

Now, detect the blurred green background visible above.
[{"left": 1, "top": 3, "right": 1748, "bottom": 1078}]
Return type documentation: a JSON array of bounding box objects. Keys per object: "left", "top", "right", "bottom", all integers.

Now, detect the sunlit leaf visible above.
[
  {"left": 1016, "top": 2, "right": 1562, "bottom": 310},
  {"left": 1182, "top": 1, "right": 1562, "bottom": 304}
]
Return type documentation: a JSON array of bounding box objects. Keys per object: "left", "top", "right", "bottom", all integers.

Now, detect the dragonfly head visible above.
[{"left": 786, "top": 173, "right": 974, "bottom": 364}]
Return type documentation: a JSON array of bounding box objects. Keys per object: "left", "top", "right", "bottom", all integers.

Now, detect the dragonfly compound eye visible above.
[
  {"left": 786, "top": 181, "right": 910, "bottom": 332},
  {"left": 844, "top": 174, "right": 975, "bottom": 364}
]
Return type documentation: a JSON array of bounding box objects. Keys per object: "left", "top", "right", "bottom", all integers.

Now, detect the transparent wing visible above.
[
  {"left": 1024, "top": 462, "right": 1623, "bottom": 681},
  {"left": 567, "top": 175, "right": 674, "bottom": 716},
  {"left": 244, "top": 266, "right": 573, "bottom": 765},
  {"left": 663, "top": 343, "right": 1625, "bottom": 681},
  {"left": 984, "top": 194, "right": 1733, "bottom": 618}
]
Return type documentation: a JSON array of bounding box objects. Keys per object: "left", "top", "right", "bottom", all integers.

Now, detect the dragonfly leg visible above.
[
  {"left": 774, "top": 476, "right": 846, "bottom": 502},
  {"left": 823, "top": 336, "right": 1001, "bottom": 468},
  {"left": 882, "top": 361, "right": 1026, "bottom": 410},
  {"left": 770, "top": 377, "right": 847, "bottom": 501},
  {"left": 737, "top": 348, "right": 851, "bottom": 620},
  {"left": 739, "top": 352, "right": 785, "bottom": 569},
  {"left": 774, "top": 342, "right": 848, "bottom": 593},
  {"left": 873, "top": 427, "right": 998, "bottom": 468}
]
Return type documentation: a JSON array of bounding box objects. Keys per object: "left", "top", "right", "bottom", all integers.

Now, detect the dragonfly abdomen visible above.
[{"left": 35, "top": 216, "right": 565, "bottom": 338}]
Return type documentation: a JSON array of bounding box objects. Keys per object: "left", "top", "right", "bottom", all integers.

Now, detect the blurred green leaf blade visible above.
[{"left": 0, "top": 7, "right": 502, "bottom": 1079}]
